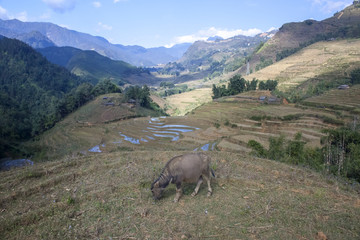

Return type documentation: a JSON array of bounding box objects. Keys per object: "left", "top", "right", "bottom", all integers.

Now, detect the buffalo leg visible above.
[
  {"left": 191, "top": 177, "right": 203, "bottom": 197},
  {"left": 174, "top": 182, "right": 182, "bottom": 202},
  {"left": 203, "top": 175, "right": 212, "bottom": 197}
]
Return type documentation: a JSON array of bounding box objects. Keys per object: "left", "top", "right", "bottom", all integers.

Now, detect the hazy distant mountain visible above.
[
  {"left": 16, "top": 31, "right": 55, "bottom": 48},
  {"left": 114, "top": 43, "right": 192, "bottom": 66},
  {"left": 207, "top": 36, "right": 224, "bottom": 41},
  {"left": 37, "top": 46, "right": 160, "bottom": 85},
  {"left": 0, "top": 19, "right": 190, "bottom": 66},
  {"left": 170, "top": 32, "right": 276, "bottom": 75}
]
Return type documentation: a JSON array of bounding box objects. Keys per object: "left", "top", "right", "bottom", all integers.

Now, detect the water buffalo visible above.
[{"left": 151, "top": 153, "right": 215, "bottom": 202}]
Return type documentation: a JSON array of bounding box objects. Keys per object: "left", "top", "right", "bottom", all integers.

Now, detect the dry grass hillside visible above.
[
  {"left": 1, "top": 151, "right": 360, "bottom": 239},
  {"left": 164, "top": 88, "right": 213, "bottom": 116},
  {"left": 244, "top": 39, "right": 360, "bottom": 92},
  {"left": 303, "top": 84, "right": 360, "bottom": 112},
  {"left": 240, "top": 3, "right": 360, "bottom": 75}
]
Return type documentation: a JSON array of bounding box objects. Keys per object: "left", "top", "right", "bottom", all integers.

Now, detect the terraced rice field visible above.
[
  {"left": 304, "top": 84, "right": 360, "bottom": 111},
  {"left": 244, "top": 39, "right": 360, "bottom": 92},
  {"left": 31, "top": 88, "right": 353, "bottom": 162},
  {"left": 164, "top": 88, "right": 212, "bottom": 116}
]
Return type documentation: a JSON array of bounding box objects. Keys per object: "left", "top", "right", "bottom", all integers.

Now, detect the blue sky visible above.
[{"left": 0, "top": 0, "right": 354, "bottom": 48}]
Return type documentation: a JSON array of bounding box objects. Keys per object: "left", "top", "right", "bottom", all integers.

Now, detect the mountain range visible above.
[
  {"left": 0, "top": 19, "right": 190, "bottom": 66},
  {"left": 177, "top": 31, "right": 276, "bottom": 73}
]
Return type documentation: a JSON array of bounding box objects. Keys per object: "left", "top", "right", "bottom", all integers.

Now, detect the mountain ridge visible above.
[
  {"left": 37, "top": 46, "right": 159, "bottom": 85},
  {"left": 241, "top": 2, "right": 360, "bottom": 75},
  {"left": 0, "top": 18, "right": 190, "bottom": 66}
]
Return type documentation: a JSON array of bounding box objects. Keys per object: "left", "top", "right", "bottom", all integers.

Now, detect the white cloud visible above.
[
  {"left": 166, "top": 27, "right": 262, "bottom": 47},
  {"left": 0, "top": 5, "right": 28, "bottom": 21},
  {"left": 98, "top": 22, "right": 112, "bottom": 31},
  {"left": 39, "top": 10, "right": 52, "bottom": 20},
  {"left": 114, "top": 0, "right": 128, "bottom": 3},
  {"left": 59, "top": 24, "right": 70, "bottom": 29},
  {"left": 93, "top": 1, "right": 102, "bottom": 8},
  {"left": 0, "top": 5, "right": 9, "bottom": 19},
  {"left": 16, "top": 11, "right": 28, "bottom": 22},
  {"left": 266, "top": 27, "right": 278, "bottom": 32},
  {"left": 310, "top": 0, "right": 352, "bottom": 13},
  {"left": 42, "top": 0, "right": 76, "bottom": 13}
]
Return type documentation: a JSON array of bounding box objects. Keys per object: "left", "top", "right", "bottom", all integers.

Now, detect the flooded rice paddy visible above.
[
  {"left": 0, "top": 158, "right": 34, "bottom": 170},
  {"left": 88, "top": 117, "right": 209, "bottom": 153}
]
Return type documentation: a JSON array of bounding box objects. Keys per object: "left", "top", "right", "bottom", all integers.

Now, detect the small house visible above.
[{"left": 267, "top": 97, "right": 280, "bottom": 104}]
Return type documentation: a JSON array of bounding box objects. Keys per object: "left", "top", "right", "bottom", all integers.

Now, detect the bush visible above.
[
  {"left": 268, "top": 135, "right": 286, "bottom": 161},
  {"left": 321, "top": 126, "right": 360, "bottom": 182},
  {"left": 247, "top": 140, "right": 267, "bottom": 158},
  {"left": 350, "top": 68, "right": 360, "bottom": 84}
]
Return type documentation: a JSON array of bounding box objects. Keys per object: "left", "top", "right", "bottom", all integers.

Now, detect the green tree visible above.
[
  {"left": 268, "top": 135, "right": 286, "bottom": 161},
  {"left": 228, "top": 75, "right": 246, "bottom": 95},
  {"left": 286, "top": 132, "right": 306, "bottom": 164},
  {"left": 259, "top": 81, "right": 267, "bottom": 90},
  {"left": 247, "top": 140, "right": 267, "bottom": 158},
  {"left": 350, "top": 68, "right": 360, "bottom": 84},
  {"left": 258, "top": 80, "right": 278, "bottom": 91},
  {"left": 266, "top": 80, "right": 278, "bottom": 91},
  {"left": 125, "top": 85, "right": 152, "bottom": 108},
  {"left": 212, "top": 84, "right": 229, "bottom": 99},
  {"left": 249, "top": 78, "right": 258, "bottom": 91},
  {"left": 321, "top": 126, "right": 360, "bottom": 181},
  {"left": 92, "top": 79, "right": 121, "bottom": 96}
]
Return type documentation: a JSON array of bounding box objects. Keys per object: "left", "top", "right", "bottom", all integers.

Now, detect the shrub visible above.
[
  {"left": 350, "top": 68, "right": 360, "bottom": 84},
  {"left": 268, "top": 135, "right": 286, "bottom": 161},
  {"left": 247, "top": 140, "right": 267, "bottom": 158}
]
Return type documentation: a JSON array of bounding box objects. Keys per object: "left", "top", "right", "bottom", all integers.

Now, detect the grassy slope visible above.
[
  {"left": 26, "top": 93, "right": 163, "bottom": 160},
  {"left": 164, "top": 39, "right": 360, "bottom": 117},
  {"left": 165, "top": 88, "right": 213, "bottom": 116},
  {"left": 1, "top": 151, "right": 359, "bottom": 239},
  {"left": 244, "top": 39, "right": 360, "bottom": 92},
  {"left": 3, "top": 76, "right": 360, "bottom": 239},
  {"left": 241, "top": 3, "right": 360, "bottom": 76},
  {"left": 303, "top": 84, "right": 360, "bottom": 112}
]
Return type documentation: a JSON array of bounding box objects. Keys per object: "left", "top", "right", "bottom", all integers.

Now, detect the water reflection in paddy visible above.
[
  {"left": 89, "top": 116, "right": 200, "bottom": 152},
  {"left": 194, "top": 142, "right": 217, "bottom": 152},
  {"left": 119, "top": 117, "right": 199, "bottom": 144}
]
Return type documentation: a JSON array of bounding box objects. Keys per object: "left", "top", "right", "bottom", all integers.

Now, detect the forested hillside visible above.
[
  {"left": 0, "top": 36, "right": 81, "bottom": 141},
  {"left": 38, "top": 46, "right": 145, "bottom": 85},
  {"left": 0, "top": 37, "right": 120, "bottom": 157}
]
